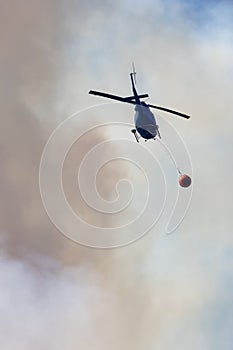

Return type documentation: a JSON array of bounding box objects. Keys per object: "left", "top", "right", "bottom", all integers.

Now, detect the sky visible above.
[{"left": 0, "top": 0, "right": 233, "bottom": 349}]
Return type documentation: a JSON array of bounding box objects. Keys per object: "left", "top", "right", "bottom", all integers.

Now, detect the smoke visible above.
[{"left": 1, "top": 0, "right": 233, "bottom": 349}]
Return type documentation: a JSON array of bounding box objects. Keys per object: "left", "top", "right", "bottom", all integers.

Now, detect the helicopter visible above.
[{"left": 89, "top": 64, "right": 190, "bottom": 143}]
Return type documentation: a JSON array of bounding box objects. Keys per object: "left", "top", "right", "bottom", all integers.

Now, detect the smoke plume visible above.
[{"left": 0, "top": 1, "right": 233, "bottom": 349}]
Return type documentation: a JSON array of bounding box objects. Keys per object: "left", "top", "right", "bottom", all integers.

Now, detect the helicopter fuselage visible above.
[{"left": 134, "top": 103, "right": 158, "bottom": 140}]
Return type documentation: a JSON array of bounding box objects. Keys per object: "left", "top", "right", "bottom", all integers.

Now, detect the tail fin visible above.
[
  {"left": 132, "top": 62, "right": 136, "bottom": 85},
  {"left": 130, "top": 62, "right": 140, "bottom": 105}
]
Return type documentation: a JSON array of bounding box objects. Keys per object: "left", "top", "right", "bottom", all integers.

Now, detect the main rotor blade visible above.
[
  {"left": 89, "top": 90, "right": 150, "bottom": 105},
  {"left": 147, "top": 104, "right": 190, "bottom": 119},
  {"left": 89, "top": 90, "right": 130, "bottom": 103},
  {"left": 89, "top": 90, "right": 190, "bottom": 119}
]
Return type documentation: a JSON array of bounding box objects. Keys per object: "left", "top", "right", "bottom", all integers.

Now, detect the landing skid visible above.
[
  {"left": 156, "top": 125, "right": 161, "bottom": 139},
  {"left": 131, "top": 129, "right": 140, "bottom": 143},
  {"left": 131, "top": 128, "right": 161, "bottom": 142}
]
